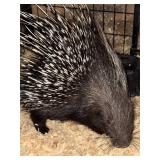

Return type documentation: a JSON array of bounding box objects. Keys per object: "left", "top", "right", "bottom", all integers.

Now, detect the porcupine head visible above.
[{"left": 20, "top": 5, "right": 134, "bottom": 148}]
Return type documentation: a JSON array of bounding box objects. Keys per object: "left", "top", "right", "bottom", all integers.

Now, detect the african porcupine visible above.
[{"left": 20, "top": 4, "right": 134, "bottom": 148}]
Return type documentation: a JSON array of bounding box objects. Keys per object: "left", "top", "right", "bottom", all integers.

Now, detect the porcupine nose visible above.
[{"left": 112, "top": 137, "right": 131, "bottom": 148}]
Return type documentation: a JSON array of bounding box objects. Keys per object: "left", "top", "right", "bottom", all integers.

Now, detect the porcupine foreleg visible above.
[{"left": 30, "top": 110, "right": 49, "bottom": 134}]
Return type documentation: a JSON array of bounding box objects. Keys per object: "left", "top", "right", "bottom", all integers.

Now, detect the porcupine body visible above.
[{"left": 20, "top": 5, "right": 134, "bottom": 148}]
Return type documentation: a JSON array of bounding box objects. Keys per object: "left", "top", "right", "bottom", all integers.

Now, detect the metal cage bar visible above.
[{"left": 130, "top": 4, "right": 140, "bottom": 56}]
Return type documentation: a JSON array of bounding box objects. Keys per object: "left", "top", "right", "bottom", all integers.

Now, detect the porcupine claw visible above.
[{"left": 34, "top": 123, "right": 49, "bottom": 134}]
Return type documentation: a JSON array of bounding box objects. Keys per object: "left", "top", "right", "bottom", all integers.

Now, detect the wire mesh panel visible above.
[{"left": 22, "top": 4, "right": 139, "bottom": 55}]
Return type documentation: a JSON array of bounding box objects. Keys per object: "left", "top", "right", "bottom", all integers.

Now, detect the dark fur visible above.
[{"left": 20, "top": 5, "right": 134, "bottom": 148}]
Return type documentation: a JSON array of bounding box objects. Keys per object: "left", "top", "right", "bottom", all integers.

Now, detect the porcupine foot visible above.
[{"left": 30, "top": 110, "right": 49, "bottom": 134}]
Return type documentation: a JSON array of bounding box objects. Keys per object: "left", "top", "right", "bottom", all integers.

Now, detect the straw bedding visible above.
[{"left": 20, "top": 96, "right": 140, "bottom": 156}]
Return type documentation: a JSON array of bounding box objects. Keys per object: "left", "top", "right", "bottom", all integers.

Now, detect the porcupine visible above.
[{"left": 20, "top": 4, "right": 134, "bottom": 148}]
